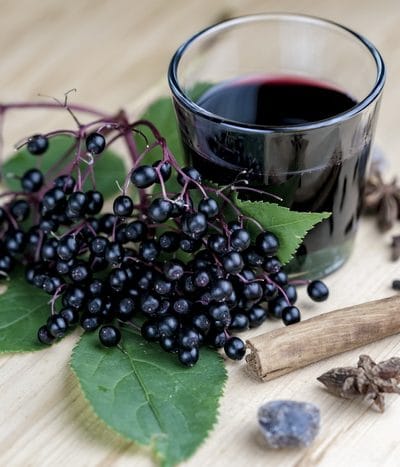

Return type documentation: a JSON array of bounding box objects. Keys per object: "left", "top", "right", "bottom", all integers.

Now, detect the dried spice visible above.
[
  {"left": 364, "top": 169, "right": 400, "bottom": 231},
  {"left": 317, "top": 355, "right": 400, "bottom": 412}
]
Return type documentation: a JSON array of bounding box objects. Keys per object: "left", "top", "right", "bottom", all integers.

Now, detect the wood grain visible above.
[
  {"left": 1, "top": 0, "right": 400, "bottom": 466},
  {"left": 246, "top": 296, "right": 400, "bottom": 380}
]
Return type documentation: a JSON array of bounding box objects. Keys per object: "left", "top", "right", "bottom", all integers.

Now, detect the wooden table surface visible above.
[{"left": 1, "top": 0, "right": 400, "bottom": 466}]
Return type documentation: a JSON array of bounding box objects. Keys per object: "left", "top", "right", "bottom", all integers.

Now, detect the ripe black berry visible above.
[
  {"left": 21, "top": 169, "right": 44, "bottom": 192},
  {"left": 38, "top": 325, "right": 55, "bottom": 344},
  {"left": 164, "top": 260, "right": 184, "bottom": 280},
  {"left": 141, "top": 321, "right": 160, "bottom": 341},
  {"left": 307, "top": 280, "right": 329, "bottom": 302},
  {"left": 224, "top": 337, "right": 246, "bottom": 360},
  {"left": 198, "top": 197, "right": 219, "bottom": 218},
  {"left": 86, "top": 190, "right": 104, "bottom": 215},
  {"left": 248, "top": 305, "right": 268, "bottom": 328},
  {"left": 130, "top": 165, "right": 157, "bottom": 188},
  {"left": 182, "top": 212, "right": 208, "bottom": 239},
  {"left": 10, "top": 200, "right": 30, "bottom": 222},
  {"left": 229, "top": 313, "right": 249, "bottom": 331},
  {"left": 86, "top": 132, "right": 106, "bottom": 154},
  {"left": 47, "top": 314, "right": 68, "bottom": 338},
  {"left": 99, "top": 325, "right": 121, "bottom": 347},
  {"left": 153, "top": 161, "right": 172, "bottom": 181},
  {"left": 177, "top": 166, "right": 202, "bottom": 187},
  {"left": 222, "top": 251, "right": 244, "bottom": 274},
  {"left": 159, "top": 231, "right": 180, "bottom": 252},
  {"left": 230, "top": 229, "right": 251, "bottom": 252},
  {"left": 60, "top": 307, "right": 79, "bottom": 325},
  {"left": 208, "top": 234, "right": 228, "bottom": 255},
  {"left": 178, "top": 347, "right": 199, "bottom": 367},
  {"left": 125, "top": 220, "right": 147, "bottom": 242},
  {"left": 139, "top": 240, "right": 159, "bottom": 262},
  {"left": 105, "top": 242, "right": 124, "bottom": 265},
  {"left": 81, "top": 315, "right": 100, "bottom": 331},
  {"left": 211, "top": 279, "right": 233, "bottom": 301},
  {"left": 282, "top": 306, "right": 301, "bottom": 325},
  {"left": 27, "top": 134, "right": 48, "bottom": 155},
  {"left": 116, "top": 297, "right": 135, "bottom": 321},
  {"left": 54, "top": 174, "right": 76, "bottom": 194},
  {"left": 262, "top": 257, "right": 282, "bottom": 273},
  {"left": 148, "top": 198, "right": 173, "bottom": 223},
  {"left": 256, "top": 231, "right": 279, "bottom": 256},
  {"left": 113, "top": 195, "right": 134, "bottom": 217}
]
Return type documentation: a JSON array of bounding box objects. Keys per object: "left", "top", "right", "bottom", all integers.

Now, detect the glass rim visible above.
[{"left": 168, "top": 13, "right": 386, "bottom": 132}]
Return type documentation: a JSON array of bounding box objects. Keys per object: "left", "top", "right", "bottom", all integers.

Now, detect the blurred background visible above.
[{"left": 0, "top": 0, "right": 399, "bottom": 163}]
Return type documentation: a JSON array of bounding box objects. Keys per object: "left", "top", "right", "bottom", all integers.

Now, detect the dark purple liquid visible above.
[
  {"left": 175, "top": 76, "right": 372, "bottom": 275},
  {"left": 198, "top": 76, "right": 356, "bottom": 126}
]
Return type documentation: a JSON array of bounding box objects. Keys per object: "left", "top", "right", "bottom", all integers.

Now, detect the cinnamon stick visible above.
[{"left": 246, "top": 296, "right": 400, "bottom": 381}]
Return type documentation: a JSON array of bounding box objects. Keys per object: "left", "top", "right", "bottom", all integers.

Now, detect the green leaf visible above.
[
  {"left": 3, "top": 136, "right": 126, "bottom": 199},
  {"left": 71, "top": 328, "right": 227, "bottom": 467},
  {"left": 235, "top": 198, "right": 330, "bottom": 264},
  {"left": 0, "top": 269, "right": 51, "bottom": 352}
]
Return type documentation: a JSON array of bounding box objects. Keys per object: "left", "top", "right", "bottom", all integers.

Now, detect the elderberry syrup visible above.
[{"left": 173, "top": 75, "right": 379, "bottom": 278}]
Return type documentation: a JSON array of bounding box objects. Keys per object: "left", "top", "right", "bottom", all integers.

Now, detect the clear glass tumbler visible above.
[{"left": 168, "top": 14, "right": 385, "bottom": 279}]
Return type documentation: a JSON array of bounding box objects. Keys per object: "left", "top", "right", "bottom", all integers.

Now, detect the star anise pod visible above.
[
  {"left": 317, "top": 355, "right": 400, "bottom": 412},
  {"left": 364, "top": 169, "right": 400, "bottom": 231}
]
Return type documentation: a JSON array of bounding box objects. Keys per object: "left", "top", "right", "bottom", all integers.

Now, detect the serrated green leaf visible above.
[
  {"left": 71, "top": 328, "right": 227, "bottom": 467},
  {"left": 0, "top": 269, "right": 51, "bottom": 352},
  {"left": 235, "top": 198, "right": 330, "bottom": 264},
  {"left": 3, "top": 135, "right": 126, "bottom": 199}
]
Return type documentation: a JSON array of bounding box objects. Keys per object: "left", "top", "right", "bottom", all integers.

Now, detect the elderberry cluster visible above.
[{"left": 0, "top": 124, "right": 329, "bottom": 367}]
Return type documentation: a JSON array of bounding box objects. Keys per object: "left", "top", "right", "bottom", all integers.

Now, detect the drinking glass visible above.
[{"left": 168, "top": 14, "right": 385, "bottom": 278}]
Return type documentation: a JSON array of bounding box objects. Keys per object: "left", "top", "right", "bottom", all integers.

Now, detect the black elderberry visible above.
[
  {"left": 10, "top": 200, "right": 30, "bottom": 222},
  {"left": 54, "top": 174, "right": 76, "bottom": 194},
  {"left": 86, "top": 190, "right": 104, "bottom": 215},
  {"left": 160, "top": 335, "right": 178, "bottom": 353},
  {"left": 67, "top": 191, "right": 87, "bottom": 218},
  {"left": 27, "top": 134, "right": 48, "bottom": 155},
  {"left": 282, "top": 306, "right": 301, "bottom": 325},
  {"left": 60, "top": 307, "right": 79, "bottom": 325},
  {"left": 98, "top": 213, "right": 117, "bottom": 234},
  {"left": 81, "top": 315, "right": 100, "bottom": 331},
  {"left": 211, "top": 279, "right": 233, "bottom": 301},
  {"left": 47, "top": 314, "right": 68, "bottom": 338},
  {"left": 57, "top": 235, "right": 78, "bottom": 261},
  {"left": 179, "top": 236, "right": 201, "bottom": 253},
  {"left": 179, "top": 329, "right": 200, "bottom": 349},
  {"left": 182, "top": 212, "right": 208, "bottom": 239},
  {"left": 177, "top": 166, "right": 202, "bottom": 187},
  {"left": 164, "top": 260, "right": 184, "bottom": 281},
  {"left": 125, "top": 220, "right": 147, "bottom": 242},
  {"left": 148, "top": 198, "right": 173, "bottom": 223},
  {"left": 178, "top": 347, "right": 199, "bottom": 367},
  {"left": 222, "top": 251, "right": 244, "bottom": 274},
  {"left": 209, "top": 303, "right": 231, "bottom": 328},
  {"left": 256, "top": 231, "right": 279, "bottom": 256},
  {"left": 140, "top": 294, "right": 160, "bottom": 315},
  {"left": 139, "top": 240, "right": 159, "bottom": 262},
  {"left": 198, "top": 197, "right": 219, "bottom": 218},
  {"left": 99, "top": 325, "right": 121, "bottom": 347},
  {"left": 224, "top": 337, "right": 246, "bottom": 360},
  {"left": 158, "top": 315, "right": 179, "bottom": 337},
  {"left": 270, "top": 271, "right": 288, "bottom": 287},
  {"left": 116, "top": 297, "right": 135, "bottom": 321},
  {"left": 193, "top": 270, "right": 210, "bottom": 288},
  {"left": 243, "top": 281, "right": 263, "bottom": 301},
  {"left": 113, "top": 195, "right": 134, "bottom": 217},
  {"left": 41, "top": 188, "right": 65, "bottom": 215},
  {"left": 130, "top": 165, "right": 157, "bottom": 188},
  {"left": 248, "top": 305, "right": 268, "bottom": 328},
  {"left": 141, "top": 321, "right": 160, "bottom": 341},
  {"left": 229, "top": 313, "right": 249, "bottom": 331},
  {"left": 268, "top": 296, "right": 288, "bottom": 319},
  {"left": 90, "top": 236, "right": 109, "bottom": 257},
  {"left": 307, "top": 280, "right": 329, "bottom": 302},
  {"left": 86, "top": 132, "right": 106, "bottom": 154},
  {"left": 262, "top": 256, "right": 282, "bottom": 274},
  {"left": 192, "top": 313, "right": 211, "bottom": 334},
  {"left": 230, "top": 229, "right": 251, "bottom": 252},
  {"left": 153, "top": 161, "right": 172, "bottom": 181},
  {"left": 21, "top": 168, "right": 43, "bottom": 192},
  {"left": 159, "top": 231, "right": 180, "bottom": 252},
  {"left": 70, "top": 263, "right": 90, "bottom": 283},
  {"left": 105, "top": 241, "right": 124, "bottom": 265},
  {"left": 208, "top": 234, "right": 228, "bottom": 255},
  {"left": 0, "top": 255, "right": 13, "bottom": 273},
  {"left": 108, "top": 268, "right": 128, "bottom": 292},
  {"left": 37, "top": 325, "right": 55, "bottom": 345},
  {"left": 173, "top": 298, "right": 192, "bottom": 315}
]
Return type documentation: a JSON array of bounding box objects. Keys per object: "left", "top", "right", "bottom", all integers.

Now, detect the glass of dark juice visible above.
[{"left": 168, "top": 14, "right": 385, "bottom": 278}]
